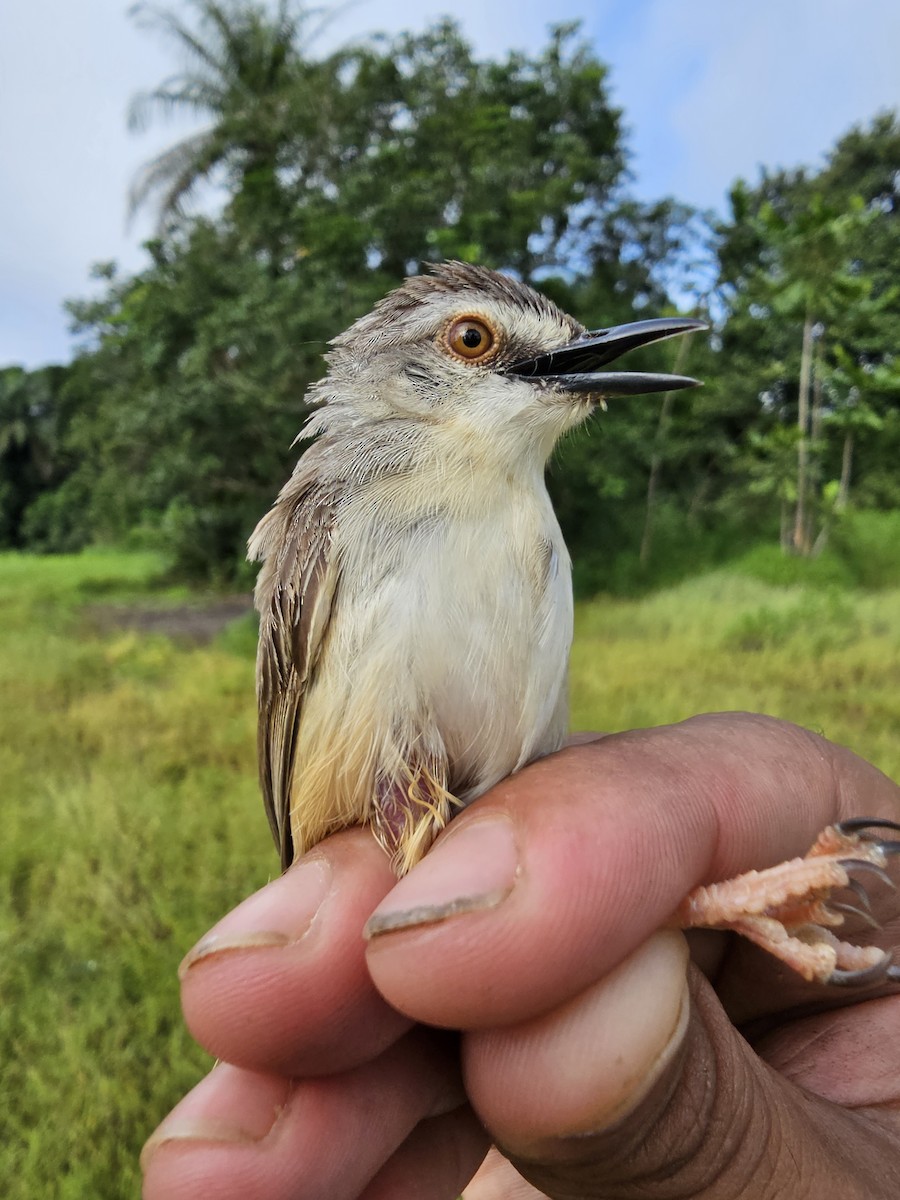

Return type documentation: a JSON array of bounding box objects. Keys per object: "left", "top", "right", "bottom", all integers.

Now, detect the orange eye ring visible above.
[{"left": 445, "top": 316, "right": 497, "bottom": 362}]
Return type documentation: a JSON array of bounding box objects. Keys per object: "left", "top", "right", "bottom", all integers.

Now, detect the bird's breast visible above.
[{"left": 327, "top": 473, "right": 573, "bottom": 801}]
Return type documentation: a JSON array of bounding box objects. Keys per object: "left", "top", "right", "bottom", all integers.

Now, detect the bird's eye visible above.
[{"left": 446, "top": 317, "right": 496, "bottom": 362}]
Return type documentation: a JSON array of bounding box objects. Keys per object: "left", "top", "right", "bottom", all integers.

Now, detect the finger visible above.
[
  {"left": 465, "top": 942, "right": 900, "bottom": 1199},
  {"left": 463, "top": 1148, "right": 550, "bottom": 1199},
  {"left": 753, "top": 992, "right": 900, "bottom": 1110},
  {"left": 364, "top": 714, "right": 900, "bottom": 1029},
  {"left": 563, "top": 731, "right": 607, "bottom": 747},
  {"left": 359, "top": 1106, "right": 489, "bottom": 1200},
  {"left": 142, "top": 1029, "right": 464, "bottom": 1200},
  {"left": 180, "top": 828, "right": 410, "bottom": 1075},
  {"left": 465, "top": 934, "right": 690, "bottom": 1149}
]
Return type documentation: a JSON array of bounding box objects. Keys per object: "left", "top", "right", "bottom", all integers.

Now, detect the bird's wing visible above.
[{"left": 251, "top": 480, "right": 339, "bottom": 871}]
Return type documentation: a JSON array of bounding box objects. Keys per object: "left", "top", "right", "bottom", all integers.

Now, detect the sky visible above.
[{"left": 1, "top": 0, "right": 899, "bottom": 368}]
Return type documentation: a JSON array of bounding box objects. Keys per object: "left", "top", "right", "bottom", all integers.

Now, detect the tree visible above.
[
  {"left": 824, "top": 345, "right": 899, "bottom": 510},
  {"left": 0, "top": 364, "right": 73, "bottom": 548},
  {"left": 730, "top": 194, "right": 875, "bottom": 551},
  {"left": 321, "top": 21, "right": 626, "bottom": 281},
  {"left": 740, "top": 425, "right": 801, "bottom": 551},
  {"left": 63, "top": 14, "right": 677, "bottom": 582},
  {"left": 128, "top": 0, "right": 329, "bottom": 253},
  {"left": 715, "top": 115, "right": 900, "bottom": 556}
]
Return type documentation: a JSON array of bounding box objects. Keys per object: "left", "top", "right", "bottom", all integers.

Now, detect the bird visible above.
[
  {"left": 250, "top": 261, "right": 899, "bottom": 987},
  {"left": 249, "top": 261, "right": 701, "bottom": 872}
]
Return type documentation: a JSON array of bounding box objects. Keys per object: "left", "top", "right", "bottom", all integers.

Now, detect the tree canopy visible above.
[{"left": 2, "top": 2, "right": 898, "bottom": 590}]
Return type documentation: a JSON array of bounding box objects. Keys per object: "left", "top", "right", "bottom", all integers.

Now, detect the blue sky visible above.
[{"left": 2, "top": 0, "right": 899, "bottom": 367}]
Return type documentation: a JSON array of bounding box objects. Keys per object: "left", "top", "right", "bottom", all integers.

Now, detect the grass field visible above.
[{"left": 1, "top": 548, "right": 899, "bottom": 1197}]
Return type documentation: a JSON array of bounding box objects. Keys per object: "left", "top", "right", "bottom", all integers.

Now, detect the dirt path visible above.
[{"left": 86, "top": 595, "right": 254, "bottom": 644}]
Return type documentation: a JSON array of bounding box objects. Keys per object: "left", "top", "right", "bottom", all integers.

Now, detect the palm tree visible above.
[{"left": 127, "top": 0, "right": 325, "bottom": 236}]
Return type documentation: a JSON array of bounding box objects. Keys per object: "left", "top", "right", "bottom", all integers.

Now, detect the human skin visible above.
[{"left": 142, "top": 713, "right": 900, "bottom": 1199}]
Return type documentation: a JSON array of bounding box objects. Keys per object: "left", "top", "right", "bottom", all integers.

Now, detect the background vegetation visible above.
[
  {"left": 1, "top": 2, "right": 899, "bottom": 1196},
  {"left": 3, "top": 549, "right": 900, "bottom": 1198},
  {"left": 2, "top": 1, "right": 898, "bottom": 589}
]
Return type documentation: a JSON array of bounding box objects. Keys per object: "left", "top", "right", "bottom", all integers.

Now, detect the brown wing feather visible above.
[{"left": 250, "top": 481, "right": 339, "bottom": 870}]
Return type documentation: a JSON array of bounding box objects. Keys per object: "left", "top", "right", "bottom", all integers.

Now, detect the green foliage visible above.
[
  {"left": 0, "top": 550, "right": 269, "bottom": 1200},
  {"left": 336, "top": 21, "right": 625, "bottom": 279},
  {"left": 0, "top": 364, "right": 77, "bottom": 549},
  {"left": 2, "top": 4, "right": 898, "bottom": 587},
  {"left": 714, "top": 113, "right": 900, "bottom": 551},
  {"left": 828, "top": 508, "right": 900, "bottom": 588},
  {"left": 3, "top": 549, "right": 900, "bottom": 1195},
  {"left": 731, "top": 542, "right": 856, "bottom": 589},
  {"left": 62, "top": 220, "right": 355, "bottom": 576},
  {"left": 723, "top": 589, "right": 859, "bottom": 654}
]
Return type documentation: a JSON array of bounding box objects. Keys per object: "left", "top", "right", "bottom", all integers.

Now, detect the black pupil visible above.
[{"left": 461, "top": 326, "right": 483, "bottom": 348}]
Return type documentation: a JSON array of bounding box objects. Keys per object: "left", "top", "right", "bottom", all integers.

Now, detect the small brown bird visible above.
[{"left": 251, "top": 262, "right": 899, "bottom": 987}]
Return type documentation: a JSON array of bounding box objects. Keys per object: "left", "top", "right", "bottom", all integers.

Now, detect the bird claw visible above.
[
  {"left": 834, "top": 816, "right": 900, "bottom": 838},
  {"left": 833, "top": 818, "right": 900, "bottom": 859},
  {"left": 845, "top": 877, "right": 875, "bottom": 912},
  {"left": 838, "top": 859, "right": 895, "bottom": 890},
  {"left": 676, "top": 816, "right": 900, "bottom": 986},
  {"left": 825, "top": 900, "right": 881, "bottom": 930},
  {"left": 829, "top": 952, "right": 896, "bottom": 988}
]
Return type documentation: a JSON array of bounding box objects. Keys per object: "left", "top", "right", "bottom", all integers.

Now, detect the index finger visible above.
[
  {"left": 364, "top": 713, "right": 900, "bottom": 1029},
  {"left": 179, "top": 827, "right": 411, "bottom": 1076}
]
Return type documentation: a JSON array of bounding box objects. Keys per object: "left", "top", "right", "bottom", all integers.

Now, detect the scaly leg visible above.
[{"left": 674, "top": 818, "right": 900, "bottom": 986}]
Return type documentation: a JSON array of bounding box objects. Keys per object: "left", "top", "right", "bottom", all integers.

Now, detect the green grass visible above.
[
  {"left": 0, "top": 551, "right": 270, "bottom": 1199},
  {"left": 570, "top": 571, "right": 900, "bottom": 781},
  {"left": 2, "top": 547, "right": 900, "bottom": 1196}
]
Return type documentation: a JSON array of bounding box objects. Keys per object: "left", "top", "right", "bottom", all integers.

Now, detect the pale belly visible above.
[
  {"left": 317, "top": 487, "right": 573, "bottom": 803},
  {"left": 407, "top": 514, "right": 571, "bottom": 797}
]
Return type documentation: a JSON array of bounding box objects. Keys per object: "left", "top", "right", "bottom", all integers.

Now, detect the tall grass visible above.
[
  {"left": 0, "top": 551, "right": 269, "bottom": 1199},
  {"left": 1, "top": 548, "right": 899, "bottom": 1196},
  {"left": 570, "top": 571, "right": 900, "bottom": 780}
]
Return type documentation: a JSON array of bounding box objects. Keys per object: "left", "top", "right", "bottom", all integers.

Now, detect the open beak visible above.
[{"left": 505, "top": 317, "right": 708, "bottom": 395}]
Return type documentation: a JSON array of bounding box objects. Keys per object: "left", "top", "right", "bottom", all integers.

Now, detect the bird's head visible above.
[{"left": 308, "top": 262, "right": 705, "bottom": 467}]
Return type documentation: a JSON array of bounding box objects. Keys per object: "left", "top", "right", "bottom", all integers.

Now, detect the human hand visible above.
[{"left": 142, "top": 713, "right": 900, "bottom": 1199}]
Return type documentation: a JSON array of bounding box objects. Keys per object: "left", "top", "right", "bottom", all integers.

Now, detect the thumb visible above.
[{"left": 462, "top": 932, "right": 888, "bottom": 1199}]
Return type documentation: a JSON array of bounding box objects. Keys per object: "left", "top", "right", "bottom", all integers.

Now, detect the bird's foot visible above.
[
  {"left": 372, "top": 764, "right": 459, "bottom": 876},
  {"left": 675, "top": 818, "right": 900, "bottom": 986}
]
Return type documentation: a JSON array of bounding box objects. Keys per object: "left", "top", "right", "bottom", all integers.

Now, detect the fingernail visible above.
[
  {"left": 365, "top": 815, "right": 518, "bottom": 938},
  {"left": 141, "top": 1066, "right": 291, "bottom": 1172},
  {"left": 140, "top": 1118, "right": 260, "bottom": 1172},
  {"left": 179, "top": 857, "right": 331, "bottom": 978}
]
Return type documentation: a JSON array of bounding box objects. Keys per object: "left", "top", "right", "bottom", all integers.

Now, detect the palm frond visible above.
[
  {"left": 127, "top": 0, "right": 320, "bottom": 226},
  {"left": 303, "top": 2, "right": 356, "bottom": 52},
  {"left": 127, "top": 128, "right": 217, "bottom": 225},
  {"left": 130, "top": 1, "right": 227, "bottom": 78},
  {"left": 128, "top": 76, "right": 225, "bottom": 131},
  {"left": 202, "top": 1, "right": 259, "bottom": 74}
]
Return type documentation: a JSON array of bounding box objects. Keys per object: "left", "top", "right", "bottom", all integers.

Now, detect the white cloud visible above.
[
  {"left": 0, "top": 0, "right": 898, "bottom": 367},
  {"left": 0, "top": 0, "right": 598, "bottom": 366},
  {"left": 0, "top": 0, "right": 201, "bottom": 364}
]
